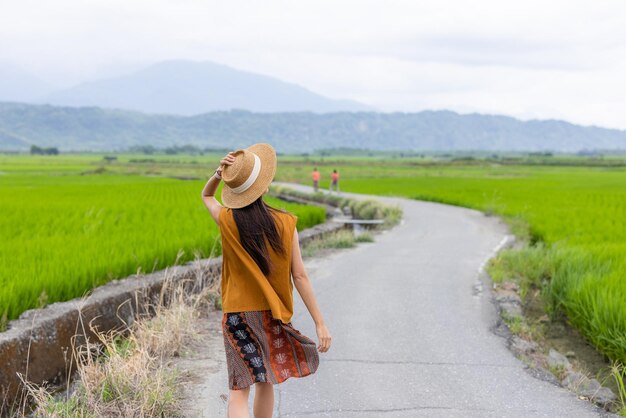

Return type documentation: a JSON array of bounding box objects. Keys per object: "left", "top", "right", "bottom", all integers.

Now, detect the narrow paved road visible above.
[{"left": 192, "top": 184, "right": 608, "bottom": 417}]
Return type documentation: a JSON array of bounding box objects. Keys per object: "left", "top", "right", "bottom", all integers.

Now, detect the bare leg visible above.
[
  {"left": 228, "top": 386, "right": 251, "bottom": 418},
  {"left": 253, "top": 382, "right": 275, "bottom": 418}
]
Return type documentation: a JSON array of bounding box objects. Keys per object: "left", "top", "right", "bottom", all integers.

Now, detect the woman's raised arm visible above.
[{"left": 201, "top": 152, "right": 236, "bottom": 224}]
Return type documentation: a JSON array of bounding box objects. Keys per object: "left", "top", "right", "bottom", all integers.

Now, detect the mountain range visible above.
[
  {"left": 1, "top": 101, "right": 625, "bottom": 153},
  {"left": 1, "top": 60, "right": 370, "bottom": 114},
  {"left": 1, "top": 59, "right": 625, "bottom": 153}
]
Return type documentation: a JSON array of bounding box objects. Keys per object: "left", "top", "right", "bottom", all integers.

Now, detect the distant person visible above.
[
  {"left": 312, "top": 167, "right": 321, "bottom": 192},
  {"left": 201, "top": 144, "right": 331, "bottom": 418},
  {"left": 330, "top": 169, "right": 340, "bottom": 193}
]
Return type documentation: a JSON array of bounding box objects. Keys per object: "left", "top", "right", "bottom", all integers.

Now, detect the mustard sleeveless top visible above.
[{"left": 218, "top": 206, "right": 298, "bottom": 324}]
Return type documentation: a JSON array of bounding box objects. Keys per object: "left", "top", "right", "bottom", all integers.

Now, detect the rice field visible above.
[{"left": 0, "top": 157, "right": 325, "bottom": 322}]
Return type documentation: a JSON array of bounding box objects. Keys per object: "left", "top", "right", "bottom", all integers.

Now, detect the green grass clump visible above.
[
  {"left": 324, "top": 230, "right": 357, "bottom": 248},
  {"left": 611, "top": 362, "right": 626, "bottom": 416},
  {"left": 354, "top": 232, "right": 375, "bottom": 243},
  {"left": 348, "top": 199, "right": 381, "bottom": 220},
  {"left": 487, "top": 242, "right": 557, "bottom": 299}
]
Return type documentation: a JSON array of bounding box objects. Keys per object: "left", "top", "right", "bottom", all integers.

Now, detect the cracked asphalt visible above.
[{"left": 190, "top": 184, "right": 609, "bottom": 417}]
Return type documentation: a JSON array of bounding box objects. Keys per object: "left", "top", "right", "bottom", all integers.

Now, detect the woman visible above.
[{"left": 201, "top": 143, "right": 332, "bottom": 418}]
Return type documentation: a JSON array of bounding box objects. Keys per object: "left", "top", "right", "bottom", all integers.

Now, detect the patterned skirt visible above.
[{"left": 222, "top": 310, "right": 320, "bottom": 390}]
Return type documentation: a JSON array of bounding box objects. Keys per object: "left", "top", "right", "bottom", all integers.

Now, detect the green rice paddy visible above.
[{"left": 0, "top": 155, "right": 325, "bottom": 322}]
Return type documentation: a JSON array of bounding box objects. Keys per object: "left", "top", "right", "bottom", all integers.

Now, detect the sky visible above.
[{"left": 1, "top": 0, "right": 626, "bottom": 129}]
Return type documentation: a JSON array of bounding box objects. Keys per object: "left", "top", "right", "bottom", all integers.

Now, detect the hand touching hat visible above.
[{"left": 220, "top": 143, "right": 277, "bottom": 208}]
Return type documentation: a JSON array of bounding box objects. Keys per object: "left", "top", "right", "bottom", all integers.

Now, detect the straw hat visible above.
[{"left": 221, "top": 143, "right": 277, "bottom": 209}]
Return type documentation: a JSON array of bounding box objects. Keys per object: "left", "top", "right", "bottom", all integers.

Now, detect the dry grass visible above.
[
  {"left": 354, "top": 231, "right": 375, "bottom": 243},
  {"left": 301, "top": 229, "right": 356, "bottom": 258},
  {"left": 15, "top": 258, "right": 220, "bottom": 418},
  {"left": 612, "top": 362, "right": 626, "bottom": 416}
]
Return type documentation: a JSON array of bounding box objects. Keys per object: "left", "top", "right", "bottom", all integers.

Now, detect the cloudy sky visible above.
[{"left": 1, "top": 0, "right": 626, "bottom": 128}]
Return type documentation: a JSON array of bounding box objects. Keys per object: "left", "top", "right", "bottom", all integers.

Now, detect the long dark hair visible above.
[{"left": 232, "top": 197, "right": 287, "bottom": 276}]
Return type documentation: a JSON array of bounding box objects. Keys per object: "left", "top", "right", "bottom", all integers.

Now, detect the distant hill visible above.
[
  {"left": 43, "top": 60, "right": 370, "bottom": 115},
  {"left": 1, "top": 102, "right": 625, "bottom": 153},
  {"left": 0, "top": 63, "right": 52, "bottom": 102},
  {"left": 0, "top": 129, "right": 29, "bottom": 149}
]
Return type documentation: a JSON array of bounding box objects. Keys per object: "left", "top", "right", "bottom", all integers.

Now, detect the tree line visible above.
[{"left": 30, "top": 145, "right": 59, "bottom": 155}]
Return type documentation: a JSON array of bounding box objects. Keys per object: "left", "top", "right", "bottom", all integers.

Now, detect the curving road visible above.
[{"left": 190, "top": 184, "right": 609, "bottom": 417}]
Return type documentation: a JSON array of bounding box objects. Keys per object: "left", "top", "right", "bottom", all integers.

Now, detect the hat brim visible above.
[{"left": 221, "top": 143, "right": 277, "bottom": 209}]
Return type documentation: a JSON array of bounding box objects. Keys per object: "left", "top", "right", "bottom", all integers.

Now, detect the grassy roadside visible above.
[
  {"left": 485, "top": 219, "right": 626, "bottom": 415},
  {"left": 12, "top": 265, "right": 217, "bottom": 418}
]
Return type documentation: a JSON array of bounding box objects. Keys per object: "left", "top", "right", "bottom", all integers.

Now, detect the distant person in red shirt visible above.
[
  {"left": 330, "top": 169, "right": 339, "bottom": 193},
  {"left": 312, "top": 167, "right": 321, "bottom": 192}
]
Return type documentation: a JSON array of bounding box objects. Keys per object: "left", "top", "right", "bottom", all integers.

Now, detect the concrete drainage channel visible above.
[{"left": 0, "top": 215, "right": 345, "bottom": 409}]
